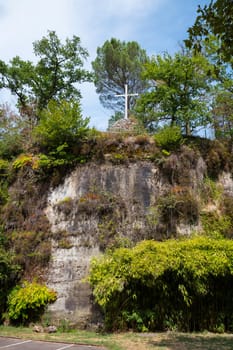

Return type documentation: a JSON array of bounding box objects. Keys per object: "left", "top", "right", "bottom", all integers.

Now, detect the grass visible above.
[{"left": 1, "top": 326, "right": 233, "bottom": 350}]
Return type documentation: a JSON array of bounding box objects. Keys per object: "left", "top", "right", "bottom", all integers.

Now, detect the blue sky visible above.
[{"left": 0, "top": 0, "right": 210, "bottom": 130}]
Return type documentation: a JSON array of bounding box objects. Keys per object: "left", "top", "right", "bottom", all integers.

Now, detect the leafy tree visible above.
[
  {"left": 0, "top": 31, "right": 92, "bottom": 118},
  {"left": 0, "top": 104, "right": 24, "bottom": 158},
  {"left": 92, "top": 38, "right": 149, "bottom": 113},
  {"left": 185, "top": 0, "right": 233, "bottom": 64},
  {"left": 212, "top": 91, "right": 233, "bottom": 140},
  {"left": 34, "top": 99, "right": 90, "bottom": 151},
  {"left": 136, "top": 51, "right": 213, "bottom": 135},
  {"left": 196, "top": 34, "right": 233, "bottom": 137}
]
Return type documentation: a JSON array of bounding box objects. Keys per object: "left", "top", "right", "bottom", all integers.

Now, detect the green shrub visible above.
[
  {"left": 0, "top": 248, "right": 21, "bottom": 321},
  {"left": 154, "top": 125, "right": 183, "bottom": 150},
  {"left": 12, "top": 154, "right": 40, "bottom": 170},
  {"left": 201, "top": 212, "right": 231, "bottom": 238},
  {"left": 202, "top": 177, "right": 223, "bottom": 203},
  {"left": 89, "top": 236, "right": 233, "bottom": 332},
  {"left": 7, "top": 281, "right": 57, "bottom": 324},
  {"left": 34, "top": 99, "right": 90, "bottom": 151}
]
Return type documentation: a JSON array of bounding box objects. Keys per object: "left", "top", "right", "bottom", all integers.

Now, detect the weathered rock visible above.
[
  {"left": 45, "top": 160, "right": 207, "bottom": 326},
  {"left": 45, "top": 325, "right": 57, "bottom": 333},
  {"left": 33, "top": 325, "right": 44, "bottom": 333}
]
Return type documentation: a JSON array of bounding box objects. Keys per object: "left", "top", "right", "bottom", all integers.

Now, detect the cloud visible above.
[
  {"left": 0, "top": 0, "right": 207, "bottom": 130},
  {"left": 0, "top": 0, "right": 74, "bottom": 60}
]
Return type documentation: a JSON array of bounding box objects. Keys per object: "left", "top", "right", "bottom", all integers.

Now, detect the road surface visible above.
[{"left": 0, "top": 337, "right": 106, "bottom": 350}]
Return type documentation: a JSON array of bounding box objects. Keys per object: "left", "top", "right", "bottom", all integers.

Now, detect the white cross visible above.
[{"left": 116, "top": 84, "right": 138, "bottom": 119}]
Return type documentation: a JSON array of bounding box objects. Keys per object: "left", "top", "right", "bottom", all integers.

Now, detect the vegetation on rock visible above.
[{"left": 0, "top": 2, "right": 233, "bottom": 329}]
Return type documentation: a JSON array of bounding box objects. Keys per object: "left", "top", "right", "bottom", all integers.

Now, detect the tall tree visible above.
[
  {"left": 212, "top": 91, "right": 233, "bottom": 140},
  {"left": 0, "top": 31, "right": 92, "bottom": 119},
  {"left": 185, "top": 0, "right": 233, "bottom": 65},
  {"left": 92, "top": 38, "right": 149, "bottom": 114},
  {"left": 0, "top": 104, "right": 24, "bottom": 158},
  {"left": 136, "top": 51, "right": 213, "bottom": 135}
]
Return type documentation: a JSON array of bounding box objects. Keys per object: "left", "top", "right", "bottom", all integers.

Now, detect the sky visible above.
[{"left": 0, "top": 0, "right": 210, "bottom": 130}]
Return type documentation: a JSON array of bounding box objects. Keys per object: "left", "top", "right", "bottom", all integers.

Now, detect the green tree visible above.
[
  {"left": 0, "top": 31, "right": 92, "bottom": 118},
  {"left": 186, "top": 0, "right": 233, "bottom": 65},
  {"left": 34, "top": 99, "right": 90, "bottom": 151},
  {"left": 212, "top": 91, "right": 233, "bottom": 140},
  {"left": 136, "top": 51, "right": 213, "bottom": 135},
  {"left": 92, "top": 38, "right": 148, "bottom": 113},
  {"left": 0, "top": 104, "right": 24, "bottom": 158}
]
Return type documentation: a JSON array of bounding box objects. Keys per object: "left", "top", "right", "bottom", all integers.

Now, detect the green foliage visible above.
[
  {"left": 0, "top": 180, "right": 9, "bottom": 206},
  {"left": 0, "top": 248, "right": 21, "bottom": 321},
  {"left": 12, "top": 154, "right": 35, "bottom": 170},
  {"left": 212, "top": 91, "right": 233, "bottom": 141},
  {"left": 7, "top": 281, "right": 57, "bottom": 324},
  {"left": 0, "top": 31, "right": 92, "bottom": 115},
  {"left": 0, "top": 104, "right": 24, "bottom": 158},
  {"left": 89, "top": 237, "right": 233, "bottom": 332},
  {"left": 34, "top": 100, "right": 89, "bottom": 151},
  {"left": 0, "top": 159, "right": 9, "bottom": 175},
  {"left": 202, "top": 177, "right": 223, "bottom": 202},
  {"left": 201, "top": 212, "right": 231, "bottom": 238},
  {"left": 154, "top": 125, "right": 183, "bottom": 150},
  {"left": 186, "top": 0, "right": 233, "bottom": 64},
  {"left": 92, "top": 38, "right": 148, "bottom": 112},
  {"left": 136, "top": 51, "right": 213, "bottom": 135},
  {"left": 0, "top": 159, "right": 10, "bottom": 205}
]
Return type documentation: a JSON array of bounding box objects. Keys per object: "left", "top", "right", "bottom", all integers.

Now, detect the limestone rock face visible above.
[{"left": 45, "top": 159, "right": 209, "bottom": 325}]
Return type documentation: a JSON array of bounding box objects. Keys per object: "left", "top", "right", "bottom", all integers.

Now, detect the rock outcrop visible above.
[{"left": 45, "top": 158, "right": 211, "bottom": 326}]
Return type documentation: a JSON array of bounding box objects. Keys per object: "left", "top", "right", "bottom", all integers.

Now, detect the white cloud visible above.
[{"left": 0, "top": 0, "right": 74, "bottom": 60}]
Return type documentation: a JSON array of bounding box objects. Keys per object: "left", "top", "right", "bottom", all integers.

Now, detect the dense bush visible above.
[
  {"left": 34, "top": 99, "right": 90, "bottom": 151},
  {"left": 7, "top": 281, "right": 57, "bottom": 324},
  {"left": 0, "top": 248, "right": 21, "bottom": 322},
  {"left": 154, "top": 125, "right": 183, "bottom": 151},
  {"left": 89, "top": 237, "right": 233, "bottom": 332}
]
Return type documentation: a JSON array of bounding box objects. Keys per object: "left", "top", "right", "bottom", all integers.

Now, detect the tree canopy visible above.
[
  {"left": 136, "top": 51, "right": 213, "bottom": 135},
  {"left": 0, "top": 31, "right": 92, "bottom": 118},
  {"left": 92, "top": 38, "right": 149, "bottom": 114},
  {"left": 186, "top": 0, "right": 233, "bottom": 65}
]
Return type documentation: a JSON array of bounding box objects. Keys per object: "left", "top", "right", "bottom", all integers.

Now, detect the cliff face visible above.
[
  {"left": 44, "top": 157, "right": 211, "bottom": 325},
  {"left": 4, "top": 136, "right": 233, "bottom": 327}
]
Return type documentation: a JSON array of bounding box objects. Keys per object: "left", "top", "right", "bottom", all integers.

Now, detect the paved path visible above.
[{"left": 0, "top": 337, "right": 106, "bottom": 350}]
